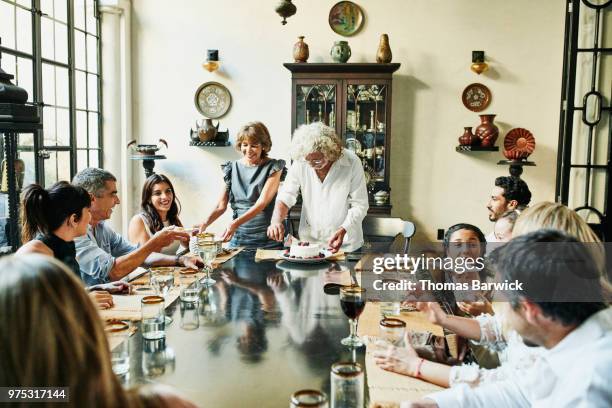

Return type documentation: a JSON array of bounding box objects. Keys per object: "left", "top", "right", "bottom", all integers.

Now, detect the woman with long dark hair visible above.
[
  {"left": 17, "top": 181, "right": 129, "bottom": 309},
  {"left": 128, "top": 174, "right": 189, "bottom": 255}
]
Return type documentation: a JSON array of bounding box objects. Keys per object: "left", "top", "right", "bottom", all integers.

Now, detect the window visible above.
[{"left": 0, "top": 0, "right": 102, "bottom": 187}]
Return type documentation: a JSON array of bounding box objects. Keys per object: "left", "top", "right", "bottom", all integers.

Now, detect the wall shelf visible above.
[
  {"left": 455, "top": 145, "right": 499, "bottom": 152},
  {"left": 189, "top": 140, "right": 231, "bottom": 147}
]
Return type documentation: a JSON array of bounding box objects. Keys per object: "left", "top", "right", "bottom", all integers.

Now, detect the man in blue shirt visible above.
[{"left": 73, "top": 168, "right": 199, "bottom": 286}]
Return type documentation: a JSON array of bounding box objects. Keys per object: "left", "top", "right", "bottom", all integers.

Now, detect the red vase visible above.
[
  {"left": 458, "top": 126, "right": 478, "bottom": 146},
  {"left": 475, "top": 114, "right": 499, "bottom": 147}
]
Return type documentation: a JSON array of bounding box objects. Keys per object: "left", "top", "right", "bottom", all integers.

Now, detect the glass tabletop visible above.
[{"left": 122, "top": 249, "right": 368, "bottom": 406}]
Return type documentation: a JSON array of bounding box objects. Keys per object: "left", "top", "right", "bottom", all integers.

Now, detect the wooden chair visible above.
[{"left": 362, "top": 216, "right": 416, "bottom": 254}]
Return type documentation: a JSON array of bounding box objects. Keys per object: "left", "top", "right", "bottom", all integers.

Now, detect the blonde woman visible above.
[
  {"left": 374, "top": 202, "right": 606, "bottom": 404},
  {"left": 199, "top": 122, "right": 285, "bottom": 248},
  {"left": 0, "top": 254, "right": 197, "bottom": 408},
  {"left": 268, "top": 122, "right": 368, "bottom": 252}
]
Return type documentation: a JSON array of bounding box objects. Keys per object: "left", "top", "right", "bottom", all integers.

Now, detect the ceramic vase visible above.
[
  {"left": 330, "top": 41, "right": 351, "bottom": 63},
  {"left": 293, "top": 36, "right": 309, "bottom": 63},
  {"left": 458, "top": 126, "right": 478, "bottom": 146},
  {"left": 376, "top": 34, "right": 392, "bottom": 63},
  {"left": 475, "top": 114, "right": 499, "bottom": 147}
]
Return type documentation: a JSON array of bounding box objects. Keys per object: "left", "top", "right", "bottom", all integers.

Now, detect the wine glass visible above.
[
  {"left": 339, "top": 286, "right": 366, "bottom": 347},
  {"left": 197, "top": 241, "right": 217, "bottom": 286},
  {"left": 151, "top": 268, "right": 174, "bottom": 324}
]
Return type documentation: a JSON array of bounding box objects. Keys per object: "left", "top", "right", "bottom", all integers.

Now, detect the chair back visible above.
[{"left": 362, "top": 217, "right": 416, "bottom": 254}]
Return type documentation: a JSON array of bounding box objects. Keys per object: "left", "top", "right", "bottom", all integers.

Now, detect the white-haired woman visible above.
[{"left": 267, "top": 122, "right": 368, "bottom": 252}]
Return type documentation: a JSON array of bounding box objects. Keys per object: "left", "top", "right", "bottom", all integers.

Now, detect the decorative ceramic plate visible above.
[
  {"left": 461, "top": 83, "right": 491, "bottom": 112},
  {"left": 329, "top": 1, "right": 364, "bottom": 36},
  {"left": 503, "top": 128, "right": 536, "bottom": 160},
  {"left": 194, "top": 82, "right": 232, "bottom": 118},
  {"left": 280, "top": 249, "right": 335, "bottom": 264}
]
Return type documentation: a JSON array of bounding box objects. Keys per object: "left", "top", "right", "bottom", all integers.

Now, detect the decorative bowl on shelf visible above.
[
  {"left": 503, "top": 128, "right": 535, "bottom": 160},
  {"left": 127, "top": 139, "right": 168, "bottom": 156}
]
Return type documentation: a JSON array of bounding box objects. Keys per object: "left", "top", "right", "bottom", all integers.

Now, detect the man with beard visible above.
[{"left": 485, "top": 176, "right": 531, "bottom": 242}]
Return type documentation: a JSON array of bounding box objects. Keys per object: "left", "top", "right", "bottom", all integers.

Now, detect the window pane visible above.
[
  {"left": 54, "top": 0, "right": 67, "bottom": 23},
  {"left": 76, "top": 110, "right": 87, "bottom": 148},
  {"left": 0, "top": 1, "right": 16, "bottom": 49},
  {"left": 44, "top": 151, "right": 57, "bottom": 186},
  {"left": 16, "top": 58, "right": 34, "bottom": 102},
  {"left": 87, "top": 34, "right": 97, "bottom": 73},
  {"left": 18, "top": 132, "right": 34, "bottom": 147},
  {"left": 41, "top": 16, "right": 54, "bottom": 60},
  {"left": 17, "top": 150, "right": 35, "bottom": 188},
  {"left": 87, "top": 73, "right": 97, "bottom": 110},
  {"left": 55, "top": 22, "right": 68, "bottom": 63},
  {"left": 77, "top": 149, "right": 88, "bottom": 171},
  {"left": 57, "top": 151, "right": 71, "bottom": 181},
  {"left": 56, "top": 108, "right": 70, "bottom": 146},
  {"left": 55, "top": 66, "right": 69, "bottom": 108},
  {"left": 74, "top": 0, "right": 85, "bottom": 30},
  {"left": 40, "top": 0, "right": 54, "bottom": 17},
  {"left": 74, "top": 30, "right": 86, "bottom": 70},
  {"left": 1, "top": 54, "right": 16, "bottom": 82},
  {"left": 75, "top": 70, "right": 86, "bottom": 109},
  {"left": 16, "top": 7, "right": 32, "bottom": 54},
  {"left": 17, "top": 0, "right": 32, "bottom": 9},
  {"left": 44, "top": 150, "right": 72, "bottom": 186},
  {"left": 88, "top": 112, "right": 99, "bottom": 148},
  {"left": 88, "top": 149, "right": 98, "bottom": 168},
  {"left": 42, "top": 106, "right": 56, "bottom": 145},
  {"left": 42, "top": 63, "right": 56, "bottom": 105},
  {"left": 86, "top": 0, "right": 96, "bottom": 35}
]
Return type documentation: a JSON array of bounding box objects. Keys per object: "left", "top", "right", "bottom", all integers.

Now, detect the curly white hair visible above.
[{"left": 290, "top": 122, "right": 343, "bottom": 162}]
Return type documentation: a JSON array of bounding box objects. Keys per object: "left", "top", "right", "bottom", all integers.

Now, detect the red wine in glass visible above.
[{"left": 340, "top": 298, "right": 366, "bottom": 319}]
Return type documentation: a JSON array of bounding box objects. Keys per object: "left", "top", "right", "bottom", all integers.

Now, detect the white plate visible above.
[{"left": 279, "top": 248, "right": 334, "bottom": 264}]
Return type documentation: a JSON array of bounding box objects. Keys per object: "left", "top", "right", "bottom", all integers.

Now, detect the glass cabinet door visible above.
[
  {"left": 295, "top": 83, "right": 338, "bottom": 129},
  {"left": 344, "top": 83, "right": 388, "bottom": 188}
]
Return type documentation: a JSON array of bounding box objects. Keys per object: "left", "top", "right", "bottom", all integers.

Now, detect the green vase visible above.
[{"left": 330, "top": 41, "right": 351, "bottom": 63}]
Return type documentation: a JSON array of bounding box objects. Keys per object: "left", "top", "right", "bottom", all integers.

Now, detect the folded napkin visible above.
[
  {"left": 255, "top": 248, "right": 346, "bottom": 262},
  {"left": 98, "top": 287, "right": 181, "bottom": 321}
]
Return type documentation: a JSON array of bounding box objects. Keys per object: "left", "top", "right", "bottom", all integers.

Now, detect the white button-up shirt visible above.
[
  {"left": 426, "top": 307, "right": 612, "bottom": 408},
  {"left": 276, "top": 149, "right": 369, "bottom": 252}
]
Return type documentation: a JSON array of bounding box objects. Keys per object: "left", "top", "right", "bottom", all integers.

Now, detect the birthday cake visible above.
[{"left": 285, "top": 241, "right": 325, "bottom": 259}]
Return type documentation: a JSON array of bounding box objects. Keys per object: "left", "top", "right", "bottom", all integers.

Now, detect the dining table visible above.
[{"left": 112, "top": 249, "right": 443, "bottom": 407}]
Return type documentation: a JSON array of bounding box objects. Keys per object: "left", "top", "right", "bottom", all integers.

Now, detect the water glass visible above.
[
  {"left": 105, "top": 320, "right": 130, "bottom": 376},
  {"left": 290, "top": 390, "right": 328, "bottom": 408},
  {"left": 151, "top": 269, "right": 175, "bottom": 297},
  {"left": 379, "top": 317, "right": 406, "bottom": 346},
  {"left": 180, "top": 299, "right": 200, "bottom": 330},
  {"left": 406, "top": 330, "right": 430, "bottom": 347},
  {"left": 141, "top": 295, "right": 165, "bottom": 340},
  {"left": 179, "top": 270, "right": 201, "bottom": 302},
  {"left": 330, "top": 362, "right": 364, "bottom": 408}
]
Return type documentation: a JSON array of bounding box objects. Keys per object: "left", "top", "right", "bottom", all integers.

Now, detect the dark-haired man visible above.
[
  {"left": 485, "top": 176, "right": 531, "bottom": 242},
  {"left": 416, "top": 229, "right": 611, "bottom": 408}
]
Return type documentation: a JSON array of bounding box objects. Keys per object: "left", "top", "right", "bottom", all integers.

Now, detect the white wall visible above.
[{"left": 125, "top": 0, "right": 566, "bottom": 240}]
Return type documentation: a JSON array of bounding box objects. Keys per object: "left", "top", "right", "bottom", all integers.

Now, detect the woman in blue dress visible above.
[{"left": 199, "top": 122, "right": 285, "bottom": 249}]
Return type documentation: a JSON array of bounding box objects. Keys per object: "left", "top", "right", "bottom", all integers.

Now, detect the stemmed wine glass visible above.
[
  {"left": 151, "top": 268, "right": 174, "bottom": 324},
  {"left": 339, "top": 286, "right": 366, "bottom": 347},
  {"left": 197, "top": 240, "right": 217, "bottom": 286}
]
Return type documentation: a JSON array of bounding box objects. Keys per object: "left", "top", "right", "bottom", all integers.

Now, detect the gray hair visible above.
[
  {"left": 290, "top": 122, "right": 343, "bottom": 162},
  {"left": 72, "top": 167, "right": 116, "bottom": 197}
]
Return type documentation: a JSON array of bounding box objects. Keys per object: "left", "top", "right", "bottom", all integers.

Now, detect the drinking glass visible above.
[
  {"left": 141, "top": 295, "right": 165, "bottom": 340},
  {"left": 379, "top": 317, "right": 406, "bottom": 346},
  {"left": 151, "top": 268, "right": 174, "bottom": 324},
  {"left": 179, "top": 269, "right": 201, "bottom": 302},
  {"left": 330, "top": 362, "right": 364, "bottom": 408},
  {"left": 290, "top": 390, "right": 328, "bottom": 408},
  {"left": 179, "top": 299, "right": 200, "bottom": 330},
  {"left": 105, "top": 320, "right": 130, "bottom": 376},
  {"left": 197, "top": 240, "right": 217, "bottom": 286},
  {"left": 142, "top": 338, "right": 176, "bottom": 378},
  {"left": 339, "top": 286, "right": 366, "bottom": 347}
]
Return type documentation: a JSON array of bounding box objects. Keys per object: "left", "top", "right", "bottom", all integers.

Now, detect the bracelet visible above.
[{"left": 413, "top": 358, "right": 425, "bottom": 378}]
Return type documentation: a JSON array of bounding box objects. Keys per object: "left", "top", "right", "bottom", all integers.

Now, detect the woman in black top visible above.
[{"left": 16, "top": 181, "right": 128, "bottom": 308}]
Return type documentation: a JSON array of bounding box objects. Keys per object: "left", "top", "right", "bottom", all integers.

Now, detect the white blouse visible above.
[{"left": 276, "top": 149, "right": 369, "bottom": 252}]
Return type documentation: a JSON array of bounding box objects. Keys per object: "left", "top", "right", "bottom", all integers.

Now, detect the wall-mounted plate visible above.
[{"left": 194, "top": 82, "right": 232, "bottom": 118}]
